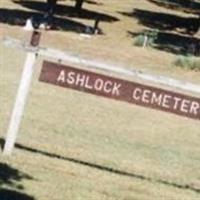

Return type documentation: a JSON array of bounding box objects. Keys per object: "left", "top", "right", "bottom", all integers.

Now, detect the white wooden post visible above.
[
  {"left": 3, "top": 53, "right": 36, "bottom": 155},
  {"left": 3, "top": 31, "right": 41, "bottom": 155}
]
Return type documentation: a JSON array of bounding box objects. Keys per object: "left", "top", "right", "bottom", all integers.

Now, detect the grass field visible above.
[{"left": 1, "top": 0, "right": 200, "bottom": 200}]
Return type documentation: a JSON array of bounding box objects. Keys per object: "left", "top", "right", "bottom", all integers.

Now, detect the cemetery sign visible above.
[{"left": 39, "top": 61, "right": 200, "bottom": 120}]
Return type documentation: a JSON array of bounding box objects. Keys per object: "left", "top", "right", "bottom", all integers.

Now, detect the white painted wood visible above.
[
  {"left": 3, "top": 52, "right": 36, "bottom": 155},
  {"left": 3, "top": 36, "right": 200, "bottom": 95},
  {"left": 39, "top": 48, "right": 200, "bottom": 95}
]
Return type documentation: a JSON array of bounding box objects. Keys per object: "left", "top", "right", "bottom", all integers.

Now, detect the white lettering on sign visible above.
[
  {"left": 132, "top": 88, "right": 141, "bottom": 101},
  {"left": 190, "top": 101, "right": 200, "bottom": 115},
  {"left": 180, "top": 99, "right": 190, "bottom": 113},
  {"left": 142, "top": 89, "right": 151, "bottom": 103},
  {"left": 112, "top": 82, "right": 121, "bottom": 96},
  {"left": 104, "top": 81, "right": 113, "bottom": 93},
  {"left": 57, "top": 70, "right": 65, "bottom": 83},
  {"left": 57, "top": 70, "right": 121, "bottom": 96},
  {"left": 132, "top": 88, "right": 200, "bottom": 116},
  {"left": 95, "top": 79, "right": 103, "bottom": 91},
  {"left": 66, "top": 71, "right": 75, "bottom": 84},
  {"left": 85, "top": 76, "right": 93, "bottom": 89},
  {"left": 40, "top": 61, "right": 200, "bottom": 120},
  {"left": 162, "top": 95, "right": 171, "bottom": 109},
  {"left": 151, "top": 92, "right": 162, "bottom": 105},
  {"left": 173, "top": 97, "right": 181, "bottom": 110}
]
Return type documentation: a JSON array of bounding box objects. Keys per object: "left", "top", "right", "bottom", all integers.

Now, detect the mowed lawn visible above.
[
  {"left": 1, "top": 39, "right": 200, "bottom": 200},
  {"left": 1, "top": 0, "right": 200, "bottom": 200}
]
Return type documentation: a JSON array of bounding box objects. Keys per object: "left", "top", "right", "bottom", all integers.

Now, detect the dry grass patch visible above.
[{"left": 1, "top": 1, "right": 200, "bottom": 199}]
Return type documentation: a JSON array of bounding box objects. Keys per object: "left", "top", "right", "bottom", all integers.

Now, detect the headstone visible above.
[{"left": 23, "top": 18, "right": 34, "bottom": 31}]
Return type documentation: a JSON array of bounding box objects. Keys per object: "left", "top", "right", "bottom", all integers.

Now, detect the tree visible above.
[{"left": 75, "top": 0, "right": 85, "bottom": 12}]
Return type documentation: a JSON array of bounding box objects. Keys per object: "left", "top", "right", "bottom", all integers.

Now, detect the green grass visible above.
[
  {"left": 174, "top": 56, "right": 200, "bottom": 71},
  {"left": 134, "top": 30, "right": 159, "bottom": 47}
]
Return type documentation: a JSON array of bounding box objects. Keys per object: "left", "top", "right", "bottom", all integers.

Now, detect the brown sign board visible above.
[{"left": 39, "top": 61, "right": 200, "bottom": 120}]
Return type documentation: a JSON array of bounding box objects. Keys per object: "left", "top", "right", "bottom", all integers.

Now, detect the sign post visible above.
[
  {"left": 3, "top": 31, "right": 41, "bottom": 155},
  {"left": 2, "top": 31, "right": 200, "bottom": 155}
]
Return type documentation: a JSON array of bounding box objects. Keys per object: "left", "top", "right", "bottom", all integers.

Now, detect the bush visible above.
[
  {"left": 134, "top": 35, "right": 146, "bottom": 47},
  {"left": 134, "top": 30, "right": 159, "bottom": 47},
  {"left": 174, "top": 56, "right": 200, "bottom": 71}
]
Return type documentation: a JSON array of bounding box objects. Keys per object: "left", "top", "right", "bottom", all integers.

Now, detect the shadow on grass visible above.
[
  {"left": 121, "top": 9, "right": 199, "bottom": 34},
  {"left": 120, "top": 8, "right": 200, "bottom": 55},
  {"left": 1, "top": 138, "right": 199, "bottom": 193},
  {"left": 83, "top": 0, "right": 104, "bottom": 6},
  {"left": 146, "top": 0, "right": 200, "bottom": 14},
  {"left": 12, "top": 0, "right": 118, "bottom": 22},
  {"left": 128, "top": 30, "right": 200, "bottom": 56},
  {"left": 0, "top": 162, "right": 35, "bottom": 200},
  {"left": 0, "top": 189, "right": 34, "bottom": 200},
  {"left": 0, "top": 8, "right": 92, "bottom": 33}
]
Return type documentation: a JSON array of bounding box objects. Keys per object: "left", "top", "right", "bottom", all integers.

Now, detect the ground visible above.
[{"left": 0, "top": 0, "right": 200, "bottom": 200}]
